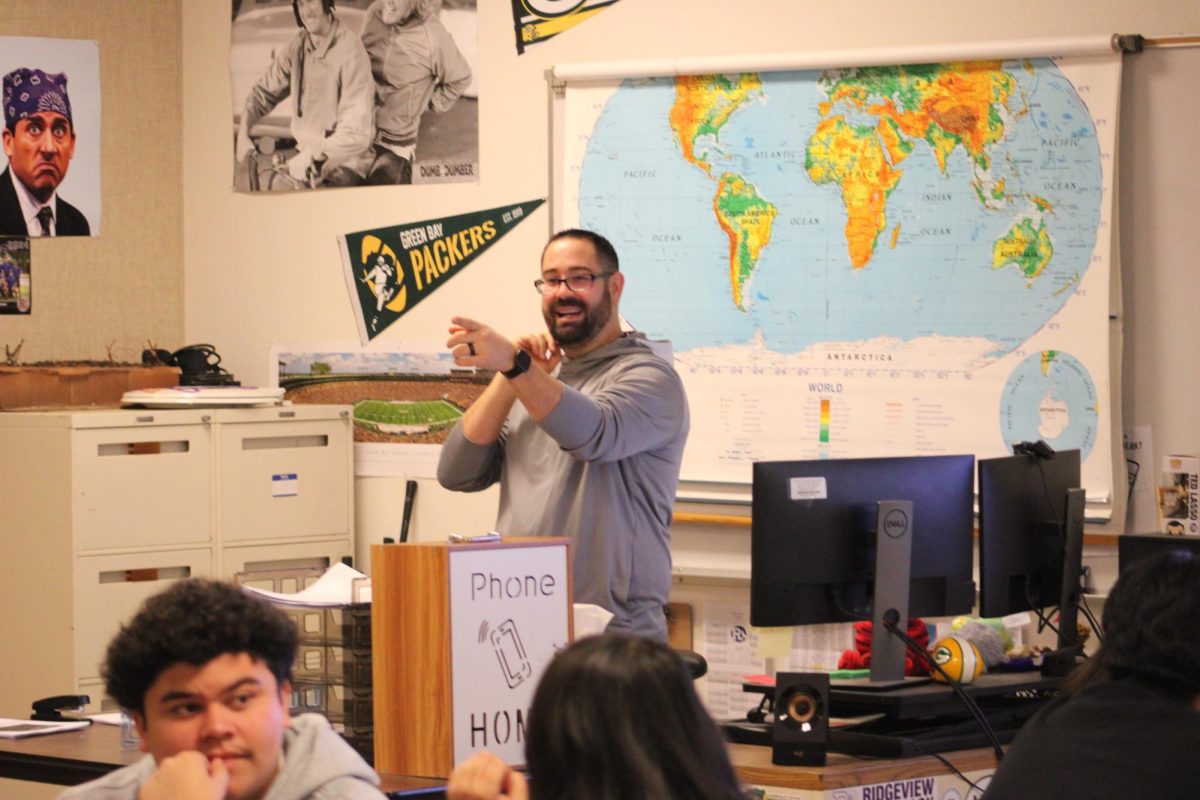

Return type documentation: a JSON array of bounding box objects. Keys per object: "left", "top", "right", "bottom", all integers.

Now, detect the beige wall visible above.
[
  {"left": 0, "top": 4, "right": 181, "bottom": 791},
  {"left": 182, "top": 0, "right": 1200, "bottom": 388},
  {"left": 0, "top": 1, "right": 183, "bottom": 364},
  {"left": 181, "top": 0, "right": 1200, "bottom": 569}
]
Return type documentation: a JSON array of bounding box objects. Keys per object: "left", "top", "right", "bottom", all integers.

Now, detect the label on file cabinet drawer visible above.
[{"left": 272, "top": 473, "right": 299, "bottom": 497}]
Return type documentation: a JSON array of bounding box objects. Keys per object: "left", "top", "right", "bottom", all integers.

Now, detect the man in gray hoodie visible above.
[
  {"left": 59, "top": 579, "right": 385, "bottom": 800},
  {"left": 438, "top": 229, "right": 690, "bottom": 641}
]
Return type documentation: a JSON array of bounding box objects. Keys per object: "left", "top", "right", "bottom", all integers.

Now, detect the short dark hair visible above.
[
  {"left": 292, "top": 0, "right": 336, "bottom": 27},
  {"left": 524, "top": 635, "right": 745, "bottom": 800},
  {"left": 544, "top": 229, "right": 619, "bottom": 274},
  {"left": 102, "top": 579, "right": 298, "bottom": 716},
  {"left": 1069, "top": 549, "right": 1200, "bottom": 700}
]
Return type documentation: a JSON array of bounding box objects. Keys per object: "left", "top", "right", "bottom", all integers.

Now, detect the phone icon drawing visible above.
[{"left": 490, "top": 619, "right": 533, "bottom": 689}]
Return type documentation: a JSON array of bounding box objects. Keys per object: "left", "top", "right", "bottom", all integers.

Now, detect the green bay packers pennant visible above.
[
  {"left": 511, "top": 0, "right": 623, "bottom": 54},
  {"left": 339, "top": 199, "right": 545, "bottom": 343}
]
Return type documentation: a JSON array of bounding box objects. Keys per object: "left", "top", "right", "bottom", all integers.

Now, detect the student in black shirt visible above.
[{"left": 984, "top": 549, "right": 1200, "bottom": 799}]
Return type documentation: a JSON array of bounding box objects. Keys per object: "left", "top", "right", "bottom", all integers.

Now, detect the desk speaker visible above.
[{"left": 772, "top": 672, "right": 829, "bottom": 766}]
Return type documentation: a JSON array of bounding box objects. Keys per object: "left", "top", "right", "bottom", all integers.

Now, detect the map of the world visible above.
[{"left": 559, "top": 53, "right": 1117, "bottom": 503}]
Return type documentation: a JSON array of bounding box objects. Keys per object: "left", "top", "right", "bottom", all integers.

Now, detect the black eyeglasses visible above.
[{"left": 533, "top": 272, "right": 612, "bottom": 295}]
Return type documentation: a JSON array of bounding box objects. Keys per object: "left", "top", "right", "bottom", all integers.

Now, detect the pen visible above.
[
  {"left": 448, "top": 531, "right": 503, "bottom": 543},
  {"left": 399, "top": 479, "right": 417, "bottom": 543}
]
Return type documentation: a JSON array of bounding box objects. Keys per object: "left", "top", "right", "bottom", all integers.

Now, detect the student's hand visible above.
[
  {"left": 448, "top": 317, "right": 520, "bottom": 373},
  {"left": 447, "top": 751, "right": 529, "bottom": 800},
  {"left": 515, "top": 331, "right": 562, "bottom": 373},
  {"left": 137, "top": 751, "right": 229, "bottom": 800}
]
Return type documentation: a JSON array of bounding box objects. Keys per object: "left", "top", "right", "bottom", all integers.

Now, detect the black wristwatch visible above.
[{"left": 501, "top": 348, "right": 532, "bottom": 379}]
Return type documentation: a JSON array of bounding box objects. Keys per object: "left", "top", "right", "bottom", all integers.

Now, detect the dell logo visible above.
[{"left": 883, "top": 509, "right": 909, "bottom": 538}]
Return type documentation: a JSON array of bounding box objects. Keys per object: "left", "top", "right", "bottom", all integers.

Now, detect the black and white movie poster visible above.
[
  {"left": 0, "top": 36, "right": 101, "bottom": 237},
  {"left": 230, "top": 0, "right": 478, "bottom": 192}
]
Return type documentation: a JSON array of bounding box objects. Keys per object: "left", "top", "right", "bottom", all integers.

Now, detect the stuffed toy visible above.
[
  {"left": 838, "top": 618, "right": 930, "bottom": 676},
  {"left": 948, "top": 617, "right": 1009, "bottom": 668}
]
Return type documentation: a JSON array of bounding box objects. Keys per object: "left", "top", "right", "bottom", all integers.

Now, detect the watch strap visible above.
[{"left": 501, "top": 348, "right": 532, "bottom": 379}]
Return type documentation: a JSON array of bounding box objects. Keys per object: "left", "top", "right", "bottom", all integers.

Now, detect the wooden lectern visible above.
[{"left": 371, "top": 538, "right": 572, "bottom": 778}]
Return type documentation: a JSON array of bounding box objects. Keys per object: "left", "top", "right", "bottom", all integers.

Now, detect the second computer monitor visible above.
[{"left": 977, "top": 449, "right": 1082, "bottom": 618}]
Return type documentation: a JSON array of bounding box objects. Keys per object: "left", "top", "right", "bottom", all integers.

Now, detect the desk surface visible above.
[
  {"left": 2, "top": 720, "right": 997, "bottom": 797},
  {"left": 729, "top": 742, "right": 998, "bottom": 791},
  {"left": 0, "top": 722, "right": 445, "bottom": 797},
  {"left": 0, "top": 722, "right": 142, "bottom": 786}
]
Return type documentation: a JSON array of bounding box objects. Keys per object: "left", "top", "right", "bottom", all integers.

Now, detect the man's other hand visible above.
[{"left": 515, "top": 332, "right": 562, "bottom": 374}]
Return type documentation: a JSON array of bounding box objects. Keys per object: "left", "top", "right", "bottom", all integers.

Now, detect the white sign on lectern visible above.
[{"left": 448, "top": 544, "right": 571, "bottom": 766}]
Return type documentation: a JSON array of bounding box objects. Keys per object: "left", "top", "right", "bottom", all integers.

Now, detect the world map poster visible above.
[{"left": 557, "top": 52, "right": 1120, "bottom": 506}]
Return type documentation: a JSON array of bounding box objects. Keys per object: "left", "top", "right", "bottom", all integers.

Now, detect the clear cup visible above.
[{"left": 120, "top": 710, "right": 140, "bottom": 749}]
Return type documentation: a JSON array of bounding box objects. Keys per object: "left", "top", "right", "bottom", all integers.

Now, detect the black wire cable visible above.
[
  {"left": 1080, "top": 594, "right": 1104, "bottom": 646},
  {"left": 1024, "top": 581, "right": 1061, "bottom": 638},
  {"left": 882, "top": 612, "right": 1006, "bottom": 762},
  {"left": 930, "top": 751, "right": 987, "bottom": 794}
]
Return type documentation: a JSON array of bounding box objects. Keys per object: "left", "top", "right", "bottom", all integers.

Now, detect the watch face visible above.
[{"left": 505, "top": 348, "right": 531, "bottom": 378}]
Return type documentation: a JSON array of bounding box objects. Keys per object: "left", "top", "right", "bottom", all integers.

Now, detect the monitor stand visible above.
[
  {"left": 854, "top": 499, "right": 930, "bottom": 691},
  {"left": 1042, "top": 487, "right": 1087, "bottom": 677}
]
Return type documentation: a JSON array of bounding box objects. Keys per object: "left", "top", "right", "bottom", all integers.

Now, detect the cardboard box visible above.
[
  {"left": 0, "top": 365, "right": 179, "bottom": 410},
  {"left": 1159, "top": 454, "right": 1200, "bottom": 535}
]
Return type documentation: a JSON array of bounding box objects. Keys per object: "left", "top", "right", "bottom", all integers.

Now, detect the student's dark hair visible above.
[
  {"left": 102, "top": 579, "right": 298, "bottom": 717},
  {"left": 292, "top": 0, "right": 336, "bottom": 27},
  {"left": 524, "top": 634, "right": 745, "bottom": 800},
  {"left": 1064, "top": 549, "right": 1200, "bottom": 700},
  {"left": 544, "top": 229, "right": 619, "bottom": 274}
]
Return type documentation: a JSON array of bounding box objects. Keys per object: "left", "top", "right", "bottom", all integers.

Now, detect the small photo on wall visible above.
[
  {"left": 229, "top": 0, "right": 479, "bottom": 192},
  {"left": 0, "top": 36, "right": 101, "bottom": 237},
  {"left": 0, "top": 238, "right": 31, "bottom": 314}
]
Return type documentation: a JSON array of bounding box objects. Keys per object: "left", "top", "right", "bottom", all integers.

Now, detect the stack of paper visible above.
[
  {"left": 240, "top": 562, "right": 371, "bottom": 605},
  {"left": 0, "top": 719, "right": 90, "bottom": 739}
]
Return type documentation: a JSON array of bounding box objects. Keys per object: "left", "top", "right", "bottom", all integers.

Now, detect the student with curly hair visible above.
[
  {"left": 59, "top": 579, "right": 385, "bottom": 800},
  {"left": 447, "top": 635, "right": 747, "bottom": 800},
  {"left": 983, "top": 549, "right": 1200, "bottom": 799}
]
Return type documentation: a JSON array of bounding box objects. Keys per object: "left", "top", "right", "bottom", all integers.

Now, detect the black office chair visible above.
[{"left": 675, "top": 649, "right": 708, "bottom": 680}]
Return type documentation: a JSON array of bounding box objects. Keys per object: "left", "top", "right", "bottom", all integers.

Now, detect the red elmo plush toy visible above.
[{"left": 838, "top": 618, "right": 930, "bottom": 676}]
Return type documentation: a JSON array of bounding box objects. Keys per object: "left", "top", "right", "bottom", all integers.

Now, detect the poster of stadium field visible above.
[
  {"left": 338, "top": 199, "right": 544, "bottom": 343},
  {"left": 268, "top": 340, "right": 488, "bottom": 477}
]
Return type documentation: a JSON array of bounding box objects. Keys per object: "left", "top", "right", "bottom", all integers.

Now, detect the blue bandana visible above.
[{"left": 3, "top": 67, "right": 73, "bottom": 129}]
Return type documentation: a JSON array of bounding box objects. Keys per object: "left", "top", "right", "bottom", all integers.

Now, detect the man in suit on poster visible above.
[{"left": 0, "top": 66, "right": 90, "bottom": 237}]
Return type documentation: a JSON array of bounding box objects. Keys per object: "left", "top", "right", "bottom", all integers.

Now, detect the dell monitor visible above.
[
  {"left": 750, "top": 454, "right": 976, "bottom": 685},
  {"left": 978, "top": 448, "right": 1085, "bottom": 674}
]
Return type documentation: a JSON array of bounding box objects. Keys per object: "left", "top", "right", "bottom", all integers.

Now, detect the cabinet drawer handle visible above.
[
  {"left": 241, "top": 435, "right": 328, "bottom": 451},
  {"left": 97, "top": 440, "right": 190, "bottom": 456},
  {"left": 99, "top": 566, "right": 192, "bottom": 584}
]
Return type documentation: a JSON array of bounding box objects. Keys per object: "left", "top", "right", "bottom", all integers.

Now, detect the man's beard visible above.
[{"left": 545, "top": 290, "right": 613, "bottom": 347}]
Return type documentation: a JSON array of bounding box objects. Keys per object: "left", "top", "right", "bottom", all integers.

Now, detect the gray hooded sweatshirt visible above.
[
  {"left": 438, "top": 333, "right": 689, "bottom": 640},
  {"left": 57, "top": 713, "right": 384, "bottom": 800}
]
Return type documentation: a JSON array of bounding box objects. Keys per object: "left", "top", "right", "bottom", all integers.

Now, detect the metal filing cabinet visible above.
[{"left": 0, "top": 405, "right": 354, "bottom": 715}]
